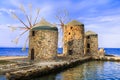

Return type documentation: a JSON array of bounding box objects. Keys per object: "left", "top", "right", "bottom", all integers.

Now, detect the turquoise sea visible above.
[{"left": 0, "top": 48, "right": 120, "bottom": 80}]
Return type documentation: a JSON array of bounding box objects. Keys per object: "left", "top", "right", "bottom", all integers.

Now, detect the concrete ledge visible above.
[
  {"left": 5, "top": 55, "right": 120, "bottom": 80},
  {"left": 6, "top": 57, "right": 92, "bottom": 80}
]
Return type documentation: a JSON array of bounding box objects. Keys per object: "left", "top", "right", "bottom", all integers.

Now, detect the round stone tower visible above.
[
  {"left": 63, "top": 20, "right": 84, "bottom": 57},
  {"left": 29, "top": 19, "right": 58, "bottom": 61},
  {"left": 84, "top": 31, "right": 98, "bottom": 56}
]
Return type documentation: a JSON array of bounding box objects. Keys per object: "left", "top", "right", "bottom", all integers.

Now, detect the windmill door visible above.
[{"left": 31, "top": 49, "right": 34, "bottom": 60}]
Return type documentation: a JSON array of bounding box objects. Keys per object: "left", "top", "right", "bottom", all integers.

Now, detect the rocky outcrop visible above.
[
  {"left": 98, "top": 48, "right": 105, "bottom": 58},
  {"left": 6, "top": 57, "right": 91, "bottom": 80}
]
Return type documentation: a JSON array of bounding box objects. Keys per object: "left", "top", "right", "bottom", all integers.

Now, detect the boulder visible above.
[{"left": 98, "top": 48, "right": 105, "bottom": 58}]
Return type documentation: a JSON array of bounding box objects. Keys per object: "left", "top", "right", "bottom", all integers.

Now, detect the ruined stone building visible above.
[
  {"left": 63, "top": 20, "right": 84, "bottom": 57},
  {"left": 84, "top": 31, "right": 98, "bottom": 56},
  {"left": 29, "top": 19, "right": 58, "bottom": 61}
]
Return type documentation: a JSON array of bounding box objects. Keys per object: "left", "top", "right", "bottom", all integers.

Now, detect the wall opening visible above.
[
  {"left": 68, "top": 40, "right": 73, "bottom": 46},
  {"left": 87, "top": 43, "right": 90, "bottom": 48},
  {"left": 69, "top": 32, "right": 70, "bottom": 35},
  {"left": 68, "top": 50, "right": 73, "bottom": 55},
  {"left": 31, "top": 48, "right": 34, "bottom": 60},
  {"left": 32, "top": 31, "right": 35, "bottom": 36},
  {"left": 71, "top": 27, "right": 73, "bottom": 29},
  {"left": 87, "top": 36, "right": 90, "bottom": 39}
]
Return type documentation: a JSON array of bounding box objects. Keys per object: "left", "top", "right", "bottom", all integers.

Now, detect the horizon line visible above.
[{"left": 0, "top": 47, "right": 120, "bottom": 49}]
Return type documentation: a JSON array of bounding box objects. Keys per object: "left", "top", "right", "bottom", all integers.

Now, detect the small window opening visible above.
[
  {"left": 68, "top": 50, "right": 73, "bottom": 55},
  {"left": 32, "top": 31, "right": 35, "bottom": 36},
  {"left": 68, "top": 41, "right": 73, "bottom": 46},
  {"left": 71, "top": 27, "right": 73, "bottom": 29},
  {"left": 87, "top": 43, "right": 90, "bottom": 48},
  {"left": 69, "top": 32, "right": 70, "bottom": 35}
]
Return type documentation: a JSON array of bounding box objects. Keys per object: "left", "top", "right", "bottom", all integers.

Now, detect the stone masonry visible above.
[
  {"left": 63, "top": 20, "right": 84, "bottom": 57},
  {"left": 84, "top": 31, "right": 98, "bottom": 56},
  {"left": 29, "top": 19, "right": 58, "bottom": 61},
  {"left": 28, "top": 19, "right": 99, "bottom": 61}
]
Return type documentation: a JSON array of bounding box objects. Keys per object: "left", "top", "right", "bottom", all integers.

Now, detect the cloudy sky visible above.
[{"left": 0, "top": 0, "right": 120, "bottom": 48}]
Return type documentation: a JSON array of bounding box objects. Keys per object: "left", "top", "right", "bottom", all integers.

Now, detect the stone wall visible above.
[
  {"left": 29, "top": 30, "right": 58, "bottom": 61},
  {"left": 84, "top": 35, "right": 98, "bottom": 56},
  {"left": 63, "top": 25, "right": 84, "bottom": 57},
  {"left": 84, "top": 36, "right": 87, "bottom": 55}
]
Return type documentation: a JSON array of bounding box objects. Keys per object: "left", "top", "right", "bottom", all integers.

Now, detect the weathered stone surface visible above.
[
  {"left": 5, "top": 56, "right": 120, "bottom": 80},
  {"left": 6, "top": 56, "right": 92, "bottom": 80},
  {"left": 98, "top": 48, "right": 105, "bottom": 57},
  {"left": 84, "top": 31, "right": 98, "bottom": 56},
  {"left": 29, "top": 30, "right": 58, "bottom": 61},
  {"left": 63, "top": 20, "right": 84, "bottom": 57},
  {"left": 28, "top": 19, "right": 58, "bottom": 61},
  {"left": 92, "top": 55, "right": 120, "bottom": 61}
]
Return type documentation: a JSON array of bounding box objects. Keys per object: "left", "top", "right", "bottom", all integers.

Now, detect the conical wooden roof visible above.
[
  {"left": 34, "top": 18, "right": 55, "bottom": 27},
  {"left": 32, "top": 19, "right": 57, "bottom": 31},
  {"left": 85, "top": 31, "right": 97, "bottom": 36},
  {"left": 67, "top": 20, "right": 83, "bottom": 26}
]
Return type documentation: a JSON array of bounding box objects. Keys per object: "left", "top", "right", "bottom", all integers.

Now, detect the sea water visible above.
[
  {"left": 0, "top": 48, "right": 120, "bottom": 56},
  {"left": 0, "top": 48, "right": 120, "bottom": 80},
  {"left": 33, "top": 61, "right": 120, "bottom": 80}
]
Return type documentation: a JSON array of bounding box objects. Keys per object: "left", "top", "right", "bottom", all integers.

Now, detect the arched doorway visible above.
[{"left": 31, "top": 48, "right": 34, "bottom": 60}]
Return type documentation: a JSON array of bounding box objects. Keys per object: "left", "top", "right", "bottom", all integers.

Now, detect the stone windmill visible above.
[
  {"left": 29, "top": 19, "right": 58, "bottom": 61},
  {"left": 63, "top": 20, "right": 84, "bottom": 57},
  {"left": 9, "top": 5, "right": 58, "bottom": 61},
  {"left": 84, "top": 31, "right": 98, "bottom": 56}
]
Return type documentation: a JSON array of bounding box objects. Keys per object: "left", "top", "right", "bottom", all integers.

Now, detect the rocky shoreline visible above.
[
  {"left": 93, "top": 56, "right": 120, "bottom": 61},
  {"left": 6, "top": 56, "right": 92, "bottom": 80},
  {"left": 0, "top": 55, "right": 120, "bottom": 80}
]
